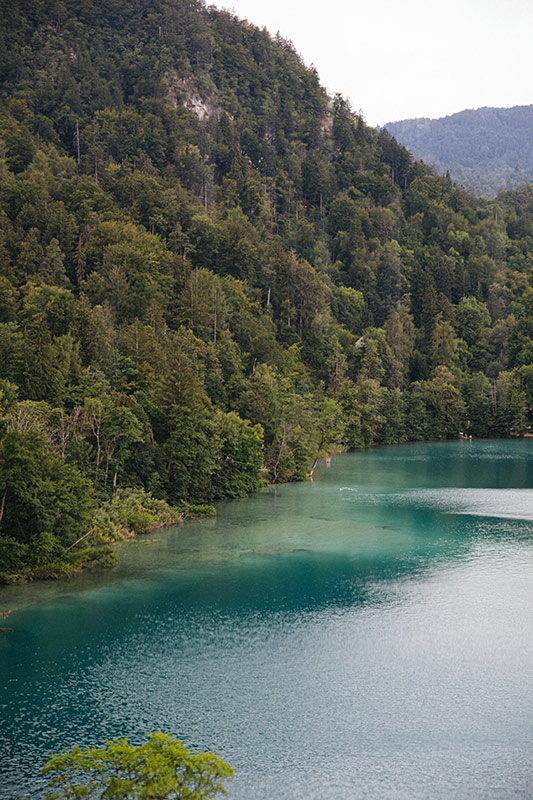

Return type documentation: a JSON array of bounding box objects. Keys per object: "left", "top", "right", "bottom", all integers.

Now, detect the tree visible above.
[
  {"left": 430, "top": 318, "right": 461, "bottom": 369},
  {"left": 212, "top": 410, "right": 264, "bottom": 498},
  {"left": 373, "top": 241, "right": 406, "bottom": 325},
  {"left": 0, "top": 429, "right": 94, "bottom": 574},
  {"left": 5, "top": 125, "right": 36, "bottom": 173},
  {"left": 174, "top": 269, "right": 227, "bottom": 343},
  {"left": 493, "top": 370, "right": 527, "bottom": 435},
  {"left": 308, "top": 395, "right": 344, "bottom": 476},
  {"left": 42, "top": 731, "right": 234, "bottom": 800},
  {"left": 384, "top": 303, "right": 415, "bottom": 388},
  {"left": 455, "top": 296, "right": 491, "bottom": 347},
  {"left": 463, "top": 372, "right": 493, "bottom": 437},
  {"left": 43, "top": 238, "right": 67, "bottom": 286},
  {"left": 83, "top": 220, "right": 174, "bottom": 320},
  {"left": 418, "top": 366, "right": 467, "bottom": 438},
  {"left": 351, "top": 377, "right": 387, "bottom": 446}
]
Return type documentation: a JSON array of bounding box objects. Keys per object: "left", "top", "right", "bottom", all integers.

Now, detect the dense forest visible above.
[
  {"left": 1, "top": 0, "right": 533, "bottom": 582},
  {"left": 384, "top": 105, "right": 533, "bottom": 197}
]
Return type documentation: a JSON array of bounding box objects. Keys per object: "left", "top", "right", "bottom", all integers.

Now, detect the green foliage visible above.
[
  {"left": 455, "top": 296, "right": 491, "bottom": 347},
  {"left": 0, "top": 430, "right": 94, "bottom": 577},
  {"left": 42, "top": 730, "right": 234, "bottom": 800},
  {"left": 415, "top": 366, "right": 467, "bottom": 439},
  {"left": 385, "top": 105, "right": 533, "bottom": 197},
  {"left": 91, "top": 488, "right": 184, "bottom": 542},
  {"left": 212, "top": 411, "right": 264, "bottom": 498},
  {"left": 0, "top": 0, "right": 532, "bottom": 580}
]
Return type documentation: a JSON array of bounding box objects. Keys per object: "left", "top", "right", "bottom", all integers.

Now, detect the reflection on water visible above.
[{"left": 1, "top": 441, "right": 533, "bottom": 799}]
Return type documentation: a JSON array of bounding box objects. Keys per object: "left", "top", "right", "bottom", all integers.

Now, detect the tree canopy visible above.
[
  {"left": 1, "top": 0, "right": 533, "bottom": 581},
  {"left": 384, "top": 105, "right": 533, "bottom": 197},
  {"left": 42, "top": 731, "right": 234, "bottom": 800}
]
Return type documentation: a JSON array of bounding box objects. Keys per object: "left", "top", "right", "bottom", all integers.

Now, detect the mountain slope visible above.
[
  {"left": 1, "top": 0, "right": 533, "bottom": 580},
  {"left": 384, "top": 105, "right": 533, "bottom": 197}
]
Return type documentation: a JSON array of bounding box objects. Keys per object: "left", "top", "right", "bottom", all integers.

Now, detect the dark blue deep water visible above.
[{"left": 1, "top": 441, "right": 533, "bottom": 798}]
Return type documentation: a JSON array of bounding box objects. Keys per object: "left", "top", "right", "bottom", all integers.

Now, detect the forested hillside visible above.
[
  {"left": 384, "top": 105, "right": 533, "bottom": 197},
  {"left": 1, "top": 0, "right": 533, "bottom": 581}
]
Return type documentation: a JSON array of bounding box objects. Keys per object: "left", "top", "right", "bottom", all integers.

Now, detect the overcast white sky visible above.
[{"left": 212, "top": 0, "right": 533, "bottom": 127}]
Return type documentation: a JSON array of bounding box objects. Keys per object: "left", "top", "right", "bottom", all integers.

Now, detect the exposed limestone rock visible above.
[{"left": 164, "top": 71, "right": 228, "bottom": 121}]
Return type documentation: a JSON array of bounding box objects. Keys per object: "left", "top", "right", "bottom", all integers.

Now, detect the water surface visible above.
[{"left": 1, "top": 441, "right": 532, "bottom": 798}]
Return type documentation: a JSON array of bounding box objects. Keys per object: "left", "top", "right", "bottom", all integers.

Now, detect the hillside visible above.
[
  {"left": 384, "top": 105, "right": 533, "bottom": 197},
  {"left": 1, "top": 0, "right": 533, "bottom": 581}
]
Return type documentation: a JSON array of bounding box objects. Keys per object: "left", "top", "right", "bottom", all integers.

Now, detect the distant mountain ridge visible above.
[{"left": 384, "top": 105, "right": 533, "bottom": 197}]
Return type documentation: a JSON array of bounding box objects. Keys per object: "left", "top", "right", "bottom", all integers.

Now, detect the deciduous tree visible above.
[{"left": 42, "top": 731, "right": 234, "bottom": 800}]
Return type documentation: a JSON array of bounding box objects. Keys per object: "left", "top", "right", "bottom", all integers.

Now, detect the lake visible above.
[{"left": 1, "top": 440, "right": 532, "bottom": 799}]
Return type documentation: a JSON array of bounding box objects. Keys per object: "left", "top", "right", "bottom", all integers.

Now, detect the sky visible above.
[{"left": 212, "top": 0, "right": 533, "bottom": 127}]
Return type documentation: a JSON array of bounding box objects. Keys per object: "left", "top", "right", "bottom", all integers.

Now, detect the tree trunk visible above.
[
  {"left": 308, "top": 456, "right": 320, "bottom": 478},
  {"left": 272, "top": 427, "right": 287, "bottom": 484},
  {"left": 75, "top": 120, "right": 80, "bottom": 164},
  {"left": 0, "top": 486, "right": 7, "bottom": 525},
  {"left": 66, "top": 530, "right": 92, "bottom": 552}
]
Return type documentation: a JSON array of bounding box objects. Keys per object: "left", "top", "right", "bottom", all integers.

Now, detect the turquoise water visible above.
[{"left": 1, "top": 440, "right": 533, "bottom": 799}]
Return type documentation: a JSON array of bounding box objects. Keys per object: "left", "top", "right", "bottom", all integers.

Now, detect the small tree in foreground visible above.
[{"left": 42, "top": 731, "right": 234, "bottom": 800}]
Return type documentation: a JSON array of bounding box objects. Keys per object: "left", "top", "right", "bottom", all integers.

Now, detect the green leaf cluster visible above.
[{"left": 42, "top": 730, "right": 234, "bottom": 800}]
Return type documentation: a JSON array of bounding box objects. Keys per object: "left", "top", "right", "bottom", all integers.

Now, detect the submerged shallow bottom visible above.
[{"left": 1, "top": 441, "right": 533, "bottom": 799}]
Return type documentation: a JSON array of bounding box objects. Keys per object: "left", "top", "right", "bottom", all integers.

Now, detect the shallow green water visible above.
[{"left": 1, "top": 440, "right": 533, "bottom": 799}]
